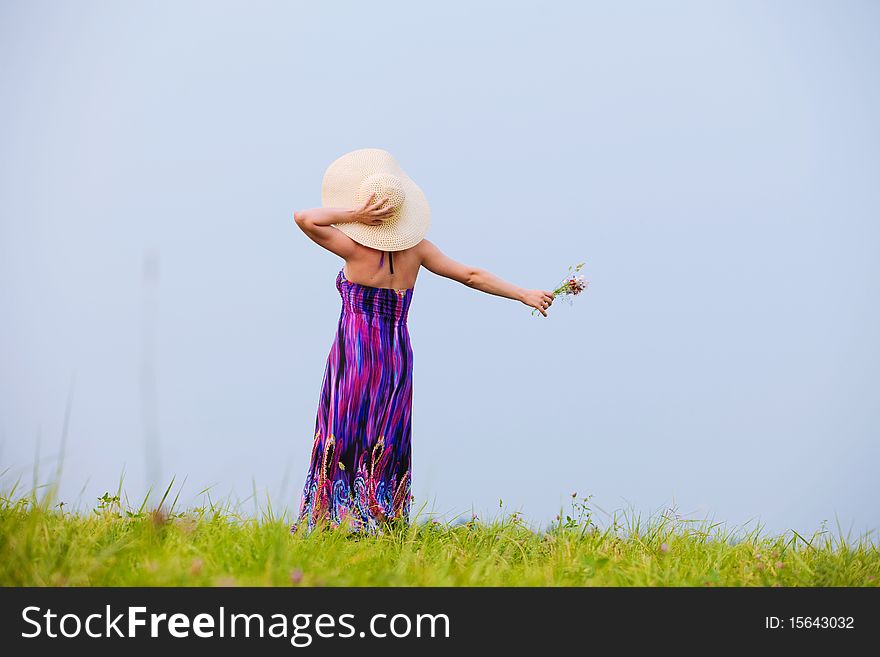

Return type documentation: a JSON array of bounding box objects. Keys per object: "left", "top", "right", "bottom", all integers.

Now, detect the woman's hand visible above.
[
  {"left": 520, "top": 289, "right": 556, "bottom": 317},
  {"left": 352, "top": 192, "right": 396, "bottom": 225}
]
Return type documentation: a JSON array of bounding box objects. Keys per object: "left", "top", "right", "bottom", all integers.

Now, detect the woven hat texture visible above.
[{"left": 320, "top": 148, "right": 431, "bottom": 251}]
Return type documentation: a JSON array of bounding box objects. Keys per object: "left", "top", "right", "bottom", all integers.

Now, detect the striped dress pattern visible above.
[{"left": 292, "top": 267, "right": 414, "bottom": 535}]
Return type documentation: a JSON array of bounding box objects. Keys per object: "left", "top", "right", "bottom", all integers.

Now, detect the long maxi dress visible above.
[{"left": 292, "top": 250, "right": 414, "bottom": 535}]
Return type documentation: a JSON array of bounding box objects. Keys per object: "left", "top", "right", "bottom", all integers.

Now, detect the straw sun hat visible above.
[{"left": 320, "top": 148, "right": 431, "bottom": 251}]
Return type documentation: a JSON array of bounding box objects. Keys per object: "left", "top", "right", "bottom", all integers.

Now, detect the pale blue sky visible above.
[{"left": 1, "top": 1, "right": 878, "bottom": 539}]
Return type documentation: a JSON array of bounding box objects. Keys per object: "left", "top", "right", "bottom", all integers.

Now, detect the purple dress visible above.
[{"left": 292, "top": 262, "right": 414, "bottom": 535}]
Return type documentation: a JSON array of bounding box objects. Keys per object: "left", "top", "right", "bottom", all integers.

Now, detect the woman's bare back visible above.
[{"left": 342, "top": 240, "right": 422, "bottom": 291}]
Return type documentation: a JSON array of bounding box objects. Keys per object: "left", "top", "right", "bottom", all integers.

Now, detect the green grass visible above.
[{"left": 1, "top": 483, "right": 877, "bottom": 587}]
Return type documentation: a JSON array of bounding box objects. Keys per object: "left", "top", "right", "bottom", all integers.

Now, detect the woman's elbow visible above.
[
  {"left": 464, "top": 267, "right": 483, "bottom": 287},
  {"left": 294, "top": 210, "right": 317, "bottom": 233}
]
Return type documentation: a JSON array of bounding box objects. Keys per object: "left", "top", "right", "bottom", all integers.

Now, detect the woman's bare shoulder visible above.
[
  {"left": 413, "top": 239, "right": 472, "bottom": 283},
  {"left": 413, "top": 238, "right": 440, "bottom": 261}
]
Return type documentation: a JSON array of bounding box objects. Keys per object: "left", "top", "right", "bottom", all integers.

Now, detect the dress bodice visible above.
[{"left": 336, "top": 268, "right": 413, "bottom": 326}]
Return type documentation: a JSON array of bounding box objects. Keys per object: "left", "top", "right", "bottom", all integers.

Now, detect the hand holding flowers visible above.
[
  {"left": 521, "top": 288, "right": 556, "bottom": 317},
  {"left": 530, "top": 262, "right": 589, "bottom": 317}
]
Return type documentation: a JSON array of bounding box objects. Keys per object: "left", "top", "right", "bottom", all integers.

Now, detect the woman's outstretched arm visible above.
[
  {"left": 294, "top": 193, "right": 394, "bottom": 258},
  {"left": 418, "top": 239, "right": 556, "bottom": 317}
]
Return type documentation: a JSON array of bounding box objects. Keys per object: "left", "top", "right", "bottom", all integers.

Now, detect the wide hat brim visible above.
[{"left": 320, "top": 148, "right": 431, "bottom": 252}]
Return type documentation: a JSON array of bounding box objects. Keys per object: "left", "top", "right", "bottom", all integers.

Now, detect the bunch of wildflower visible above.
[{"left": 532, "top": 262, "right": 589, "bottom": 316}]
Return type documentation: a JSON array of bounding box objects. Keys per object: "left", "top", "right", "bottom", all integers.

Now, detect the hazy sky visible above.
[{"left": 1, "top": 0, "right": 878, "bottom": 540}]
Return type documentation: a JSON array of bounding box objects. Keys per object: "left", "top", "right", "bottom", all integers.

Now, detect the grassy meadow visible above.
[{"left": 1, "top": 480, "right": 877, "bottom": 587}]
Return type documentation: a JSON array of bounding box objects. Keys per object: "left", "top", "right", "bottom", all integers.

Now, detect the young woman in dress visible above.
[{"left": 290, "top": 149, "right": 555, "bottom": 535}]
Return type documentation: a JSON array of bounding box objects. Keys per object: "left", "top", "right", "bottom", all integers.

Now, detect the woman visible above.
[{"left": 290, "top": 149, "right": 555, "bottom": 536}]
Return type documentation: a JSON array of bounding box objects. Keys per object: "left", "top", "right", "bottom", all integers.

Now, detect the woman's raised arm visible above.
[{"left": 294, "top": 192, "right": 395, "bottom": 258}]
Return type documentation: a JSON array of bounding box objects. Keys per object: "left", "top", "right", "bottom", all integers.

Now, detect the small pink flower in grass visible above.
[
  {"left": 532, "top": 262, "right": 589, "bottom": 316},
  {"left": 659, "top": 542, "right": 669, "bottom": 553},
  {"left": 290, "top": 568, "right": 304, "bottom": 585}
]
